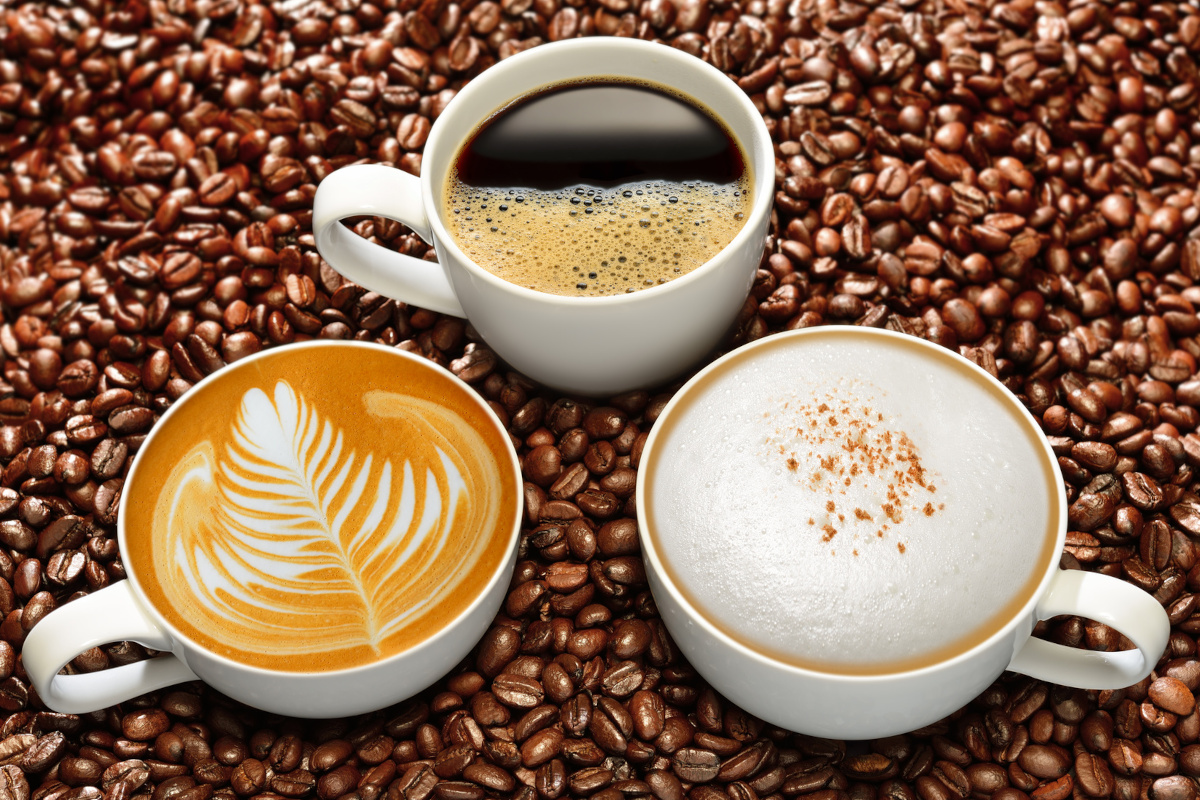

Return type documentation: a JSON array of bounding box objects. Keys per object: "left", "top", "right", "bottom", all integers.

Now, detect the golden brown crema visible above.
[{"left": 123, "top": 346, "right": 517, "bottom": 672}]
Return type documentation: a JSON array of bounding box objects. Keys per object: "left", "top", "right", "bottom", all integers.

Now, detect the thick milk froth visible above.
[
  {"left": 124, "top": 347, "right": 516, "bottom": 672},
  {"left": 645, "top": 335, "right": 1058, "bottom": 673}
]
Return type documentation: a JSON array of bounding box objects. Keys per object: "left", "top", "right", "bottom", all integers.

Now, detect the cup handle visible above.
[
  {"left": 312, "top": 163, "right": 465, "bottom": 317},
  {"left": 1007, "top": 569, "right": 1169, "bottom": 689},
  {"left": 22, "top": 580, "right": 200, "bottom": 713}
]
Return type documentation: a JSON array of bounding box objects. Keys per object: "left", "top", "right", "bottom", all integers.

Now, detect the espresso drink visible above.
[
  {"left": 123, "top": 345, "right": 517, "bottom": 672},
  {"left": 643, "top": 331, "right": 1059, "bottom": 674},
  {"left": 444, "top": 79, "right": 752, "bottom": 296}
]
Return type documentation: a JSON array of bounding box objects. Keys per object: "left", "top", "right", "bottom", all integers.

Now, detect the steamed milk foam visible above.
[
  {"left": 123, "top": 345, "right": 517, "bottom": 672},
  {"left": 643, "top": 332, "right": 1059, "bottom": 674}
]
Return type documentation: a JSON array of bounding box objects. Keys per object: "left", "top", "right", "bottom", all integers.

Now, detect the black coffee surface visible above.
[{"left": 456, "top": 82, "right": 743, "bottom": 188}]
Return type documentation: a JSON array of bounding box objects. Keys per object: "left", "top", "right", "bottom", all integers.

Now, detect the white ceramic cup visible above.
[
  {"left": 23, "top": 341, "right": 523, "bottom": 718},
  {"left": 312, "top": 37, "right": 774, "bottom": 396},
  {"left": 637, "top": 327, "right": 1171, "bottom": 740}
]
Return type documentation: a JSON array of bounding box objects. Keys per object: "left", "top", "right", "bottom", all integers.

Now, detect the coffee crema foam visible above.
[
  {"left": 123, "top": 346, "right": 516, "bottom": 672},
  {"left": 444, "top": 181, "right": 750, "bottom": 296},
  {"left": 643, "top": 332, "right": 1060, "bottom": 675}
]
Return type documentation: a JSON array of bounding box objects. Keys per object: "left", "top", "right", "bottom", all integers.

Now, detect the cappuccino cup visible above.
[
  {"left": 312, "top": 37, "right": 773, "bottom": 396},
  {"left": 637, "top": 327, "right": 1170, "bottom": 739},
  {"left": 23, "top": 341, "right": 522, "bottom": 717}
]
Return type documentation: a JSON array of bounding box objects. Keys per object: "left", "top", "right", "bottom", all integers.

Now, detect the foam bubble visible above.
[{"left": 444, "top": 179, "right": 750, "bottom": 296}]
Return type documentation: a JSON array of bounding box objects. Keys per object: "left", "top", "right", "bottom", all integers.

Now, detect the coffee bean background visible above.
[{"left": 1, "top": 0, "right": 1200, "bottom": 799}]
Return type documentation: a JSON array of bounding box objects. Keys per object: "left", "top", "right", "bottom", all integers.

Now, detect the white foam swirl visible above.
[{"left": 162, "top": 380, "right": 470, "bottom": 656}]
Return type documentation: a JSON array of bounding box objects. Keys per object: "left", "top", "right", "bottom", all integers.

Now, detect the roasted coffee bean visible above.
[
  {"left": 59, "top": 757, "right": 104, "bottom": 787},
  {"left": 966, "top": 763, "right": 1007, "bottom": 795},
  {"left": 121, "top": 712, "right": 169, "bottom": 743},
  {"left": 1017, "top": 745, "right": 1071, "bottom": 780},
  {"left": 476, "top": 626, "right": 519, "bottom": 677},
  {"left": 1151, "top": 776, "right": 1196, "bottom": 800},
  {"left": 671, "top": 747, "right": 720, "bottom": 782},
  {"left": 0, "top": 764, "right": 27, "bottom": 800},
  {"left": 461, "top": 761, "right": 514, "bottom": 793},
  {"left": 11, "top": 734, "right": 46, "bottom": 772},
  {"left": 229, "top": 759, "right": 265, "bottom": 795},
  {"left": 1149, "top": 677, "right": 1195, "bottom": 716},
  {"left": 492, "top": 674, "right": 543, "bottom": 708},
  {"left": 310, "top": 741, "right": 352, "bottom": 772},
  {"left": 432, "top": 744, "right": 474, "bottom": 778}
]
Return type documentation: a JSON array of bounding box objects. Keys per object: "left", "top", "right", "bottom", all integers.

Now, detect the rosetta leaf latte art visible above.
[{"left": 165, "top": 380, "right": 467, "bottom": 658}]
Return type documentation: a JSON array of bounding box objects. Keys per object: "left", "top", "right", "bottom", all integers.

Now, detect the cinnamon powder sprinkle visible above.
[{"left": 763, "top": 382, "right": 943, "bottom": 553}]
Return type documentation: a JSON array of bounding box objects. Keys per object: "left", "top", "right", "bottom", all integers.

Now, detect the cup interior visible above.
[
  {"left": 119, "top": 341, "right": 523, "bottom": 676},
  {"left": 637, "top": 327, "right": 1068, "bottom": 678},
  {"left": 420, "top": 37, "right": 775, "bottom": 299}
]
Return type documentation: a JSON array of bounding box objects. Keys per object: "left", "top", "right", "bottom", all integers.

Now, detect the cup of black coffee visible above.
[{"left": 312, "top": 38, "right": 774, "bottom": 395}]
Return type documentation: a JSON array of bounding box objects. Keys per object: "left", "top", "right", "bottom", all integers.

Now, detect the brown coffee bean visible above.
[
  {"left": 1148, "top": 676, "right": 1195, "bottom": 715},
  {"left": 1151, "top": 777, "right": 1197, "bottom": 800},
  {"left": 60, "top": 757, "right": 104, "bottom": 786},
  {"left": 1018, "top": 745, "right": 1071, "bottom": 779},
  {"left": 671, "top": 747, "right": 719, "bottom": 782},
  {"left": 784, "top": 81, "right": 833, "bottom": 106},
  {"left": 519, "top": 728, "right": 562, "bottom": 768},
  {"left": 491, "top": 674, "right": 543, "bottom": 708},
  {"left": 57, "top": 361, "right": 99, "bottom": 397},
  {"left": 596, "top": 519, "right": 638, "bottom": 556},
  {"left": 475, "top": 626, "right": 519, "bottom": 677},
  {"left": 0, "top": 764, "right": 28, "bottom": 800},
  {"left": 121, "top": 711, "right": 169, "bottom": 743},
  {"left": 198, "top": 173, "right": 236, "bottom": 206},
  {"left": 1076, "top": 752, "right": 1114, "bottom": 798},
  {"left": 18, "top": 731, "right": 62, "bottom": 773},
  {"left": 314, "top": 764, "right": 358, "bottom": 800},
  {"left": 1124, "top": 472, "right": 1165, "bottom": 511},
  {"left": 583, "top": 408, "right": 627, "bottom": 440},
  {"left": 1109, "top": 740, "right": 1143, "bottom": 776},
  {"left": 432, "top": 744, "right": 474, "bottom": 779},
  {"left": 309, "top": 741, "right": 351, "bottom": 773},
  {"left": 230, "top": 759, "right": 265, "bottom": 795}
]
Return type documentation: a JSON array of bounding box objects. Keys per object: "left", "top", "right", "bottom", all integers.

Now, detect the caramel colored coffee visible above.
[
  {"left": 444, "top": 79, "right": 752, "bottom": 296},
  {"left": 123, "top": 344, "right": 517, "bottom": 672}
]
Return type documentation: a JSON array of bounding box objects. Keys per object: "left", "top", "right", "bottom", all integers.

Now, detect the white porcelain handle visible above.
[
  {"left": 1008, "top": 569, "right": 1169, "bottom": 689},
  {"left": 312, "top": 164, "right": 465, "bottom": 317},
  {"left": 22, "top": 581, "right": 200, "bottom": 713}
]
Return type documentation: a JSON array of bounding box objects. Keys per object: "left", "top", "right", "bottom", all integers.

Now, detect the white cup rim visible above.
[
  {"left": 418, "top": 37, "right": 775, "bottom": 307},
  {"left": 118, "top": 340, "right": 524, "bottom": 678},
  {"left": 636, "top": 327, "right": 1070, "bottom": 683}
]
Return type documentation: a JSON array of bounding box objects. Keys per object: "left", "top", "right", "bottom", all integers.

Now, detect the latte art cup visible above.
[
  {"left": 23, "top": 341, "right": 523, "bottom": 718},
  {"left": 637, "top": 327, "right": 1171, "bottom": 740},
  {"left": 311, "top": 37, "right": 774, "bottom": 396}
]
